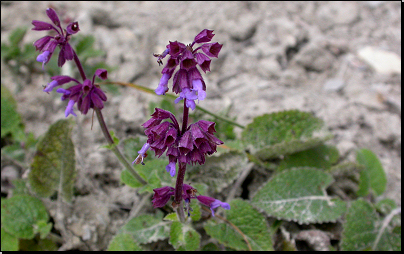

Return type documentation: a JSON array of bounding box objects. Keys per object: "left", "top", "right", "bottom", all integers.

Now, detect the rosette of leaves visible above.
[{"left": 242, "top": 110, "right": 332, "bottom": 160}]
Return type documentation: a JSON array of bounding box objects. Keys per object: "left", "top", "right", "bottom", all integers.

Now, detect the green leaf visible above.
[
  {"left": 242, "top": 110, "right": 332, "bottom": 160},
  {"left": 1, "top": 195, "right": 49, "bottom": 239},
  {"left": 100, "top": 130, "right": 119, "bottom": 150},
  {"left": 190, "top": 202, "right": 201, "bottom": 221},
  {"left": 204, "top": 199, "right": 274, "bottom": 251},
  {"left": 11, "top": 179, "right": 30, "bottom": 196},
  {"left": 356, "top": 149, "right": 387, "bottom": 197},
  {"left": 169, "top": 221, "right": 201, "bottom": 251},
  {"left": 278, "top": 145, "right": 339, "bottom": 171},
  {"left": 9, "top": 27, "right": 27, "bottom": 45},
  {"left": 340, "top": 199, "right": 401, "bottom": 251},
  {"left": 19, "top": 237, "right": 58, "bottom": 251},
  {"left": 74, "top": 35, "right": 95, "bottom": 56},
  {"left": 188, "top": 151, "right": 249, "bottom": 193},
  {"left": 1, "top": 84, "right": 24, "bottom": 139},
  {"left": 1, "top": 227, "right": 19, "bottom": 251},
  {"left": 164, "top": 213, "right": 179, "bottom": 222},
  {"left": 107, "top": 233, "right": 143, "bottom": 251},
  {"left": 120, "top": 170, "right": 143, "bottom": 188},
  {"left": 251, "top": 167, "right": 346, "bottom": 224},
  {"left": 375, "top": 199, "right": 397, "bottom": 216},
  {"left": 28, "top": 119, "right": 76, "bottom": 201},
  {"left": 33, "top": 220, "right": 52, "bottom": 239},
  {"left": 120, "top": 214, "right": 170, "bottom": 244}
]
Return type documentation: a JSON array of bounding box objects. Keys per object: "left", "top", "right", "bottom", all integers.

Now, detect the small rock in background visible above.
[
  {"left": 323, "top": 78, "right": 345, "bottom": 92},
  {"left": 365, "top": 112, "right": 401, "bottom": 144},
  {"left": 316, "top": 1, "right": 360, "bottom": 30},
  {"left": 293, "top": 42, "right": 336, "bottom": 72},
  {"left": 357, "top": 46, "right": 401, "bottom": 75}
]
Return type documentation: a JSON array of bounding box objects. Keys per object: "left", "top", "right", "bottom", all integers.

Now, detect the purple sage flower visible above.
[
  {"left": 151, "top": 184, "right": 230, "bottom": 217},
  {"left": 138, "top": 108, "right": 223, "bottom": 171},
  {"left": 32, "top": 8, "right": 80, "bottom": 69},
  {"left": 151, "top": 184, "right": 197, "bottom": 208},
  {"left": 153, "top": 29, "right": 223, "bottom": 110},
  {"left": 43, "top": 69, "right": 108, "bottom": 117},
  {"left": 196, "top": 195, "right": 230, "bottom": 217}
]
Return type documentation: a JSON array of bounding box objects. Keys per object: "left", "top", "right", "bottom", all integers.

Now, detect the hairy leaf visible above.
[
  {"left": 356, "top": 149, "right": 387, "bottom": 197},
  {"left": 340, "top": 199, "right": 401, "bottom": 251},
  {"left": 1, "top": 195, "right": 50, "bottom": 239},
  {"left": 121, "top": 214, "right": 170, "bottom": 244},
  {"left": 187, "top": 151, "right": 248, "bottom": 193},
  {"left": 242, "top": 110, "right": 332, "bottom": 160},
  {"left": 251, "top": 167, "right": 346, "bottom": 224},
  {"left": 107, "top": 233, "right": 143, "bottom": 251},
  {"left": 278, "top": 145, "right": 339, "bottom": 171},
  {"left": 1, "top": 84, "right": 24, "bottom": 139},
  {"left": 169, "top": 221, "right": 201, "bottom": 251},
  {"left": 204, "top": 199, "right": 274, "bottom": 251},
  {"left": 1, "top": 228, "right": 18, "bottom": 251},
  {"left": 28, "top": 119, "right": 76, "bottom": 201}
]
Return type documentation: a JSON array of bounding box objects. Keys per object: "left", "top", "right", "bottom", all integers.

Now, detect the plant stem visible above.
[
  {"left": 95, "top": 107, "right": 147, "bottom": 185},
  {"left": 174, "top": 162, "right": 187, "bottom": 222},
  {"left": 174, "top": 99, "right": 191, "bottom": 223},
  {"left": 71, "top": 50, "right": 146, "bottom": 186},
  {"left": 73, "top": 51, "right": 86, "bottom": 81}
]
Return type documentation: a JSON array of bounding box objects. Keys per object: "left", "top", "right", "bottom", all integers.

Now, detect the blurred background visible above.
[{"left": 1, "top": 1, "right": 401, "bottom": 250}]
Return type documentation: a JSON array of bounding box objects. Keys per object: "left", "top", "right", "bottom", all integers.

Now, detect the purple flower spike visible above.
[
  {"left": 153, "top": 29, "right": 222, "bottom": 99},
  {"left": 196, "top": 195, "right": 230, "bottom": 216},
  {"left": 32, "top": 8, "right": 80, "bottom": 69},
  {"left": 166, "top": 161, "right": 176, "bottom": 177}
]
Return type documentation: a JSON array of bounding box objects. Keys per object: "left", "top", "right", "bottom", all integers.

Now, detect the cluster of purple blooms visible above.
[
  {"left": 134, "top": 29, "right": 230, "bottom": 216},
  {"left": 154, "top": 29, "right": 222, "bottom": 111},
  {"left": 32, "top": 8, "right": 108, "bottom": 117},
  {"left": 32, "top": 9, "right": 229, "bottom": 217}
]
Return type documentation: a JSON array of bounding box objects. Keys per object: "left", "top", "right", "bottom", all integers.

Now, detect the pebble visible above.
[
  {"left": 323, "top": 78, "right": 345, "bottom": 92},
  {"left": 357, "top": 46, "right": 401, "bottom": 75}
]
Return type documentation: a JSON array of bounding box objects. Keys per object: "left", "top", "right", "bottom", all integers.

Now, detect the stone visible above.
[
  {"left": 293, "top": 42, "right": 335, "bottom": 72},
  {"left": 357, "top": 46, "right": 401, "bottom": 75},
  {"left": 323, "top": 78, "right": 345, "bottom": 92},
  {"left": 316, "top": 2, "right": 360, "bottom": 30}
]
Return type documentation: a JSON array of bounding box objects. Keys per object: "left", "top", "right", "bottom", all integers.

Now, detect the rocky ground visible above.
[{"left": 1, "top": 1, "right": 401, "bottom": 251}]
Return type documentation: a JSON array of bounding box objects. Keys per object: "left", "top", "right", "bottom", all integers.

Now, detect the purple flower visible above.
[
  {"left": 151, "top": 184, "right": 197, "bottom": 208},
  {"left": 166, "top": 161, "right": 176, "bottom": 177},
  {"left": 139, "top": 108, "right": 223, "bottom": 167},
  {"left": 44, "top": 69, "right": 108, "bottom": 117},
  {"left": 151, "top": 184, "right": 230, "bottom": 217},
  {"left": 152, "top": 186, "right": 175, "bottom": 208},
  {"left": 196, "top": 195, "right": 230, "bottom": 217},
  {"left": 132, "top": 143, "right": 150, "bottom": 165},
  {"left": 153, "top": 29, "right": 222, "bottom": 109},
  {"left": 32, "top": 8, "right": 80, "bottom": 69}
]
